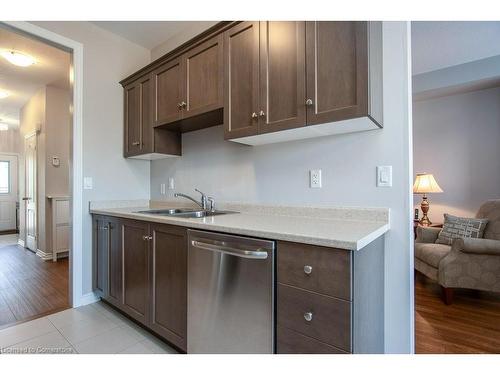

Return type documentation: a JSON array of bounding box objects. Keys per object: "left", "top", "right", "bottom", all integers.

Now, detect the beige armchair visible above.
[{"left": 415, "top": 200, "right": 500, "bottom": 304}]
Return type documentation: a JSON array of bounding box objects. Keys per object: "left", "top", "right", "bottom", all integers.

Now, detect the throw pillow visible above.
[{"left": 436, "top": 214, "right": 489, "bottom": 245}]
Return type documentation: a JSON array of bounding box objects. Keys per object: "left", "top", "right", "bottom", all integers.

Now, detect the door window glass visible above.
[{"left": 0, "top": 161, "right": 10, "bottom": 194}]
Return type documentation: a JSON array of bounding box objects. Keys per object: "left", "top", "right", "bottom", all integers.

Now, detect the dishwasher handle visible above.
[{"left": 191, "top": 240, "right": 269, "bottom": 260}]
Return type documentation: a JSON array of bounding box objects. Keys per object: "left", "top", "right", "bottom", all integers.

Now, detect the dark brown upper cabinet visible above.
[
  {"left": 259, "top": 21, "right": 306, "bottom": 134},
  {"left": 225, "top": 21, "right": 383, "bottom": 145},
  {"left": 305, "top": 21, "right": 368, "bottom": 125},
  {"left": 121, "top": 21, "right": 383, "bottom": 150},
  {"left": 152, "top": 57, "right": 184, "bottom": 127},
  {"left": 152, "top": 34, "right": 224, "bottom": 133},
  {"left": 224, "top": 21, "right": 306, "bottom": 140},
  {"left": 183, "top": 34, "right": 224, "bottom": 119},
  {"left": 223, "top": 21, "right": 260, "bottom": 139},
  {"left": 124, "top": 74, "right": 181, "bottom": 159}
]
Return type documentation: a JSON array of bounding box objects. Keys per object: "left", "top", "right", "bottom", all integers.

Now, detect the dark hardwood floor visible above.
[
  {"left": 415, "top": 272, "right": 500, "bottom": 353},
  {"left": 0, "top": 242, "right": 69, "bottom": 328}
]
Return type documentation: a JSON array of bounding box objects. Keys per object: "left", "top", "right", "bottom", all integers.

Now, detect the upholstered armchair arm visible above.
[
  {"left": 452, "top": 237, "right": 500, "bottom": 255},
  {"left": 416, "top": 226, "right": 442, "bottom": 243}
]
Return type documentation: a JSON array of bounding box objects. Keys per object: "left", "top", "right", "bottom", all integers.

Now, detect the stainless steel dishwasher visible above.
[{"left": 187, "top": 229, "right": 275, "bottom": 353}]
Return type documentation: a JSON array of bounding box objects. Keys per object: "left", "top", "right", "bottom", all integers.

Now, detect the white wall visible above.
[
  {"left": 150, "top": 21, "right": 218, "bottom": 61},
  {"left": 31, "top": 21, "right": 152, "bottom": 294},
  {"left": 0, "top": 128, "right": 21, "bottom": 154},
  {"left": 150, "top": 22, "right": 413, "bottom": 353},
  {"left": 413, "top": 86, "right": 500, "bottom": 222}
]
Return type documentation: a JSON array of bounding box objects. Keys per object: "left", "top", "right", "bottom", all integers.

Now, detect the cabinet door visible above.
[
  {"left": 183, "top": 34, "right": 223, "bottom": 119},
  {"left": 259, "top": 21, "right": 306, "bottom": 134},
  {"left": 139, "top": 75, "right": 152, "bottom": 153},
  {"left": 106, "top": 217, "right": 123, "bottom": 308},
  {"left": 149, "top": 224, "right": 187, "bottom": 351},
  {"left": 123, "top": 83, "right": 141, "bottom": 156},
  {"left": 121, "top": 219, "right": 150, "bottom": 325},
  {"left": 152, "top": 57, "right": 184, "bottom": 126},
  {"left": 305, "top": 22, "right": 368, "bottom": 125},
  {"left": 223, "top": 21, "right": 260, "bottom": 139},
  {"left": 93, "top": 216, "right": 109, "bottom": 298}
]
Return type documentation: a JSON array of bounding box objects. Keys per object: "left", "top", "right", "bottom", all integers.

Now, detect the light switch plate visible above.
[
  {"left": 377, "top": 166, "right": 392, "bottom": 187},
  {"left": 83, "top": 177, "right": 93, "bottom": 190},
  {"left": 160, "top": 183, "right": 166, "bottom": 195},
  {"left": 310, "top": 169, "right": 322, "bottom": 188},
  {"left": 168, "top": 177, "right": 175, "bottom": 190}
]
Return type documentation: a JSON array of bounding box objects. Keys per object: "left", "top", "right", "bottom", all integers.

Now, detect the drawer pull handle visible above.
[
  {"left": 304, "top": 265, "right": 313, "bottom": 275},
  {"left": 304, "top": 312, "right": 313, "bottom": 322}
]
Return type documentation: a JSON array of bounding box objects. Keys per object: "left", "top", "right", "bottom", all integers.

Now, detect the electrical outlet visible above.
[{"left": 310, "top": 169, "right": 322, "bottom": 188}]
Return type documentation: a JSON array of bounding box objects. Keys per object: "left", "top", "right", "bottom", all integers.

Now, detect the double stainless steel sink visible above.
[{"left": 135, "top": 208, "right": 236, "bottom": 218}]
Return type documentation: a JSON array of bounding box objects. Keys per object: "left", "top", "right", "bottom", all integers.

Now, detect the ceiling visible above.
[
  {"left": 0, "top": 26, "right": 71, "bottom": 128},
  {"left": 412, "top": 21, "right": 500, "bottom": 75},
  {"left": 91, "top": 21, "right": 216, "bottom": 50}
]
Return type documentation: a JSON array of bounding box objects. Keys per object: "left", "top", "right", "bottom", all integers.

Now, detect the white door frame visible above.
[
  {"left": 24, "top": 131, "right": 38, "bottom": 251},
  {"left": 2, "top": 21, "right": 85, "bottom": 307}
]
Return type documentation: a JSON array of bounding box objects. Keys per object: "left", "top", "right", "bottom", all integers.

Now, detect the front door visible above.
[
  {"left": 24, "top": 133, "right": 37, "bottom": 251},
  {"left": 0, "top": 153, "right": 18, "bottom": 232}
]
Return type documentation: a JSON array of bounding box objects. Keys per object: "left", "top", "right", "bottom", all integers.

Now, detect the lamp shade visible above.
[{"left": 413, "top": 173, "right": 443, "bottom": 194}]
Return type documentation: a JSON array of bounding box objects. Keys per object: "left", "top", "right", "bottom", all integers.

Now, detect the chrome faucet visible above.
[{"left": 175, "top": 188, "right": 213, "bottom": 211}]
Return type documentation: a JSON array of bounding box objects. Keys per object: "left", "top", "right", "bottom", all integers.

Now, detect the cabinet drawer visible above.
[
  {"left": 277, "top": 284, "right": 351, "bottom": 352},
  {"left": 277, "top": 325, "right": 348, "bottom": 354},
  {"left": 277, "top": 241, "right": 351, "bottom": 300}
]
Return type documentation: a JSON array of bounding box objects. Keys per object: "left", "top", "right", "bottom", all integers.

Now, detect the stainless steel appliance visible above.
[{"left": 187, "top": 229, "right": 275, "bottom": 353}]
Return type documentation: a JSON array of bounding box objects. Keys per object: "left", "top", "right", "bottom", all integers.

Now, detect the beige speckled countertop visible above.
[{"left": 89, "top": 200, "right": 390, "bottom": 251}]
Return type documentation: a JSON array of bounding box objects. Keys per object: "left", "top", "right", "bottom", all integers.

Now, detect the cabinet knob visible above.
[
  {"left": 304, "top": 265, "right": 313, "bottom": 275},
  {"left": 305, "top": 98, "right": 313, "bottom": 106},
  {"left": 148, "top": 236, "right": 153, "bottom": 241},
  {"left": 177, "top": 102, "right": 183, "bottom": 109},
  {"left": 304, "top": 312, "right": 313, "bottom": 322},
  {"left": 259, "top": 110, "right": 265, "bottom": 117},
  {"left": 180, "top": 101, "right": 187, "bottom": 109},
  {"left": 251, "top": 112, "right": 258, "bottom": 119},
  {"left": 132, "top": 141, "right": 140, "bottom": 146},
  {"left": 142, "top": 235, "right": 149, "bottom": 241}
]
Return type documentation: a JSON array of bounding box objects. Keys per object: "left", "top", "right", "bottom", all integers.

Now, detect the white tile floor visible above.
[
  {"left": 0, "top": 301, "right": 178, "bottom": 354},
  {"left": 0, "top": 234, "right": 18, "bottom": 247}
]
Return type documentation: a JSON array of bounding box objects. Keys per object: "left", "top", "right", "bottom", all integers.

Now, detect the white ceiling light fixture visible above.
[
  {"left": 1, "top": 50, "right": 36, "bottom": 67},
  {"left": 0, "top": 89, "right": 9, "bottom": 99},
  {"left": 0, "top": 123, "right": 8, "bottom": 131}
]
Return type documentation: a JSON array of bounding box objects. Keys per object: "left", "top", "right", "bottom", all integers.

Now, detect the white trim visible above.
[
  {"left": 79, "top": 292, "right": 100, "bottom": 306},
  {"left": 36, "top": 248, "right": 53, "bottom": 261},
  {"left": 406, "top": 21, "right": 416, "bottom": 354},
  {"left": 17, "top": 238, "right": 25, "bottom": 247},
  {"left": 3, "top": 22, "right": 84, "bottom": 308}
]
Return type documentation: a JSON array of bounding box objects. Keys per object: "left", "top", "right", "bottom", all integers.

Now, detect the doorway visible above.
[{"left": 0, "top": 23, "right": 74, "bottom": 326}]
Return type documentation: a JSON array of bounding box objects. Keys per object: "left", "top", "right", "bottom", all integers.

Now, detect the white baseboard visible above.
[
  {"left": 36, "top": 249, "right": 53, "bottom": 261},
  {"left": 77, "top": 292, "right": 100, "bottom": 307},
  {"left": 17, "top": 239, "right": 25, "bottom": 247}
]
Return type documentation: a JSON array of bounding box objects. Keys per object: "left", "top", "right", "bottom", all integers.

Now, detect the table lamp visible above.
[{"left": 413, "top": 173, "right": 443, "bottom": 226}]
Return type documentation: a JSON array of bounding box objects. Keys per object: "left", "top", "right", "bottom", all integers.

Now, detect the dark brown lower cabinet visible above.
[
  {"left": 92, "top": 214, "right": 384, "bottom": 354},
  {"left": 92, "top": 215, "right": 187, "bottom": 352},
  {"left": 121, "top": 219, "right": 150, "bottom": 325},
  {"left": 149, "top": 224, "right": 187, "bottom": 350}
]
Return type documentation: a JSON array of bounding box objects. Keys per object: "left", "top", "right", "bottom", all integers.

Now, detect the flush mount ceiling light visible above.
[
  {"left": 0, "top": 89, "right": 9, "bottom": 99},
  {"left": 0, "top": 123, "right": 8, "bottom": 131},
  {"left": 1, "top": 50, "right": 36, "bottom": 67}
]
